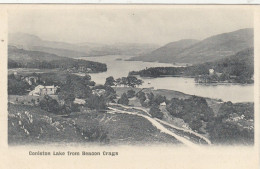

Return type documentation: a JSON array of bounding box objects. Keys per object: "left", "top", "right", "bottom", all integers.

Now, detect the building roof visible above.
[{"left": 36, "top": 85, "right": 57, "bottom": 89}]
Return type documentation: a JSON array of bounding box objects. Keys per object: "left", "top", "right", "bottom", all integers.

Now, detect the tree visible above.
[
  {"left": 8, "top": 76, "right": 31, "bottom": 95},
  {"left": 39, "top": 95, "right": 60, "bottom": 114},
  {"left": 154, "top": 94, "right": 166, "bottom": 105},
  {"left": 92, "top": 85, "right": 117, "bottom": 103},
  {"left": 166, "top": 96, "right": 214, "bottom": 132},
  {"left": 149, "top": 105, "right": 163, "bottom": 119},
  {"left": 117, "top": 93, "right": 129, "bottom": 105},
  {"left": 105, "top": 76, "right": 115, "bottom": 86},
  {"left": 217, "top": 101, "right": 236, "bottom": 120},
  {"left": 136, "top": 91, "right": 146, "bottom": 102},
  {"left": 126, "top": 75, "right": 143, "bottom": 87},
  {"left": 85, "top": 94, "right": 107, "bottom": 111},
  {"left": 127, "top": 89, "right": 135, "bottom": 98},
  {"left": 115, "top": 76, "right": 143, "bottom": 87},
  {"left": 58, "top": 74, "right": 92, "bottom": 99},
  {"left": 121, "top": 77, "right": 128, "bottom": 86}
]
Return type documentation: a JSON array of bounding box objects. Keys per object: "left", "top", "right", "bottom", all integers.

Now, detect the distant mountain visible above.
[
  {"left": 9, "top": 33, "right": 159, "bottom": 58},
  {"left": 8, "top": 45, "right": 67, "bottom": 62},
  {"left": 129, "top": 39, "right": 199, "bottom": 63},
  {"left": 129, "top": 28, "right": 254, "bottom": 64}
]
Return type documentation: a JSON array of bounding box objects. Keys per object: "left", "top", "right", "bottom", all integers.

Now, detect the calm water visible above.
[{"left": 82, "top": 55, "right": 254, "bottom": 103}]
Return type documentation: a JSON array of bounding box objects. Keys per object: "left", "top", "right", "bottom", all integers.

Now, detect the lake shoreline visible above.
[{"left": 112, "top": 86, "right": 254, "bottom": 104}]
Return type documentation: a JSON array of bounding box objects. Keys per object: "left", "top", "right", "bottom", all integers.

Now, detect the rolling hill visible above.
[
  {"left": 9, "top": 33, "right": 159, "bottom": 58},
  {"left": 8, "top": 45, "right": 107, "bottom": 73},
  {"left": 129, "top": 28, "right": 253, "bottom": 64}
]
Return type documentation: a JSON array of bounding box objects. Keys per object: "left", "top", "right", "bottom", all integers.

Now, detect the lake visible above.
[{"left": 81, "top": 55, "right": 254, "bottom": 103}]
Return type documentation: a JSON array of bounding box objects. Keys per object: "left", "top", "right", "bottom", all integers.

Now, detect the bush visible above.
[
  {"left": 75, "top": 125, "right": 109, "bottom": 143},
  {"left": 117, "top": 93, "right": 129, "bottom": 105}
]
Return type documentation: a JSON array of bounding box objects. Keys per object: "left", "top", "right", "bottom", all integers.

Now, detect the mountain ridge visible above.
[
  {"left": 129, "top": 28, "right": 253, "bottom": 64},
  {"left": 9, "top": 32, "right": 159, "bottom": 58}
]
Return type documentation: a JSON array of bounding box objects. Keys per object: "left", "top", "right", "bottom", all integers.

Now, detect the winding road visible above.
[{"left": 108, "top": 103, "right": 211, "bottom": 148}]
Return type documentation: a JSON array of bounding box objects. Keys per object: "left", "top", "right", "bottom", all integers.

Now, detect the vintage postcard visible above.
[{"left": 0, "top": 4, "right": 259, "bottom": 169}]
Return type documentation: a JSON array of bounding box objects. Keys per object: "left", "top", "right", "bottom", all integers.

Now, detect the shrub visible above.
[{"left": 75, "top": 125, "right": 109, "bottom": 143}]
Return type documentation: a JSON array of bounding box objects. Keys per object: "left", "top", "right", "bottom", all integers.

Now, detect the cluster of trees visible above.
[
  {"left": 8, "top": 71, "right": 119, "bottom": 114},
  {"left": 138, "top": 92, "right": 166, "bottom": 119},
  {"left": 8, "top": 59, "right": 107, "bottom": 73},
  {"left": 130, "top": 48, "right": 254, "bottom": 84},
  {"left": 130, "top": 67, "right": 186, "bottom": 78},
  {"left": 117, "top": 93, "right": 129, "bottom": 105},
  {"left": 206, "top": 101, "right": 254, "bottom": 144},
  {"left": 105, "top": 75, "right": 143, "bottom": 87},
  {"left": 57, "top": 74, "right": 117, "bottom": 113},
  {"left": 8, "top": 74, "right": 32, "bottom": 95},
  {"left": 8, "top": 72, "right": 96, "bottom": 96},
  {"left": 116, "top": 89, "right": 137, "bottom": 105},
  {"left": 166, "top": 96, "right": 214, "bottom": 132},
  {"left": 86, "top": 85, "right": 117, "bottom": 110},
  {"left": 42, "top": 73, "right": 94, "bottom": 114}
]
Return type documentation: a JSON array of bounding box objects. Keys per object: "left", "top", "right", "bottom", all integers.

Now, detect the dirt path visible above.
[
  {"left": 108, "top": 106, "right": 201, "bottom": 149},
  {"left": 110, "top": 103, "right": 211, "bottom": 145}
]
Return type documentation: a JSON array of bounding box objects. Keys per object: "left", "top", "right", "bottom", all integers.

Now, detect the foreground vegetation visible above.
[
  {"left": 8, "top": 69, "right": 254, "bottom": 145},
  {"left": 113, "top": 87, "right": 254, "bottom": 145}
]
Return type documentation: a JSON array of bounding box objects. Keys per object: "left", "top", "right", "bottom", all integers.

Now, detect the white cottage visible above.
[{"left": 29, "top": 85, "right": 58, "bottom": 96}]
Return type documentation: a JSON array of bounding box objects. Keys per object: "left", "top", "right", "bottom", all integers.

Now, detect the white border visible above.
[{"left": 0, "top": 0, "right": 260, "bottom": 4}]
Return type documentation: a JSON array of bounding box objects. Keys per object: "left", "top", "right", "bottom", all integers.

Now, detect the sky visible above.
[{"left": 8, "top": 6, "right": 253, "bottom": 45}]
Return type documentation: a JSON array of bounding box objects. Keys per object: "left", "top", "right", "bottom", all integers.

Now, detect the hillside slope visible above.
[
  {"left": 129, "top": 39, "right": 199, "bottom": 62},
  {"left": 130, "top": 28, "right": 253, "bottom": 64},
  {"left": 9, "top": 33, "right": 159, "bottom": 57},
  {"left": 8, "top": 103, "right": 179, "bottom": 145},
  {"left": 8, "top": 45, "right": 107, "bottom": 73}
]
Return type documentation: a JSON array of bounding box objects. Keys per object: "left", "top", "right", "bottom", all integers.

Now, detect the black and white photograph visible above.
[{"left": 7, "top": 6, "right": 255, "bottom": 147}]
